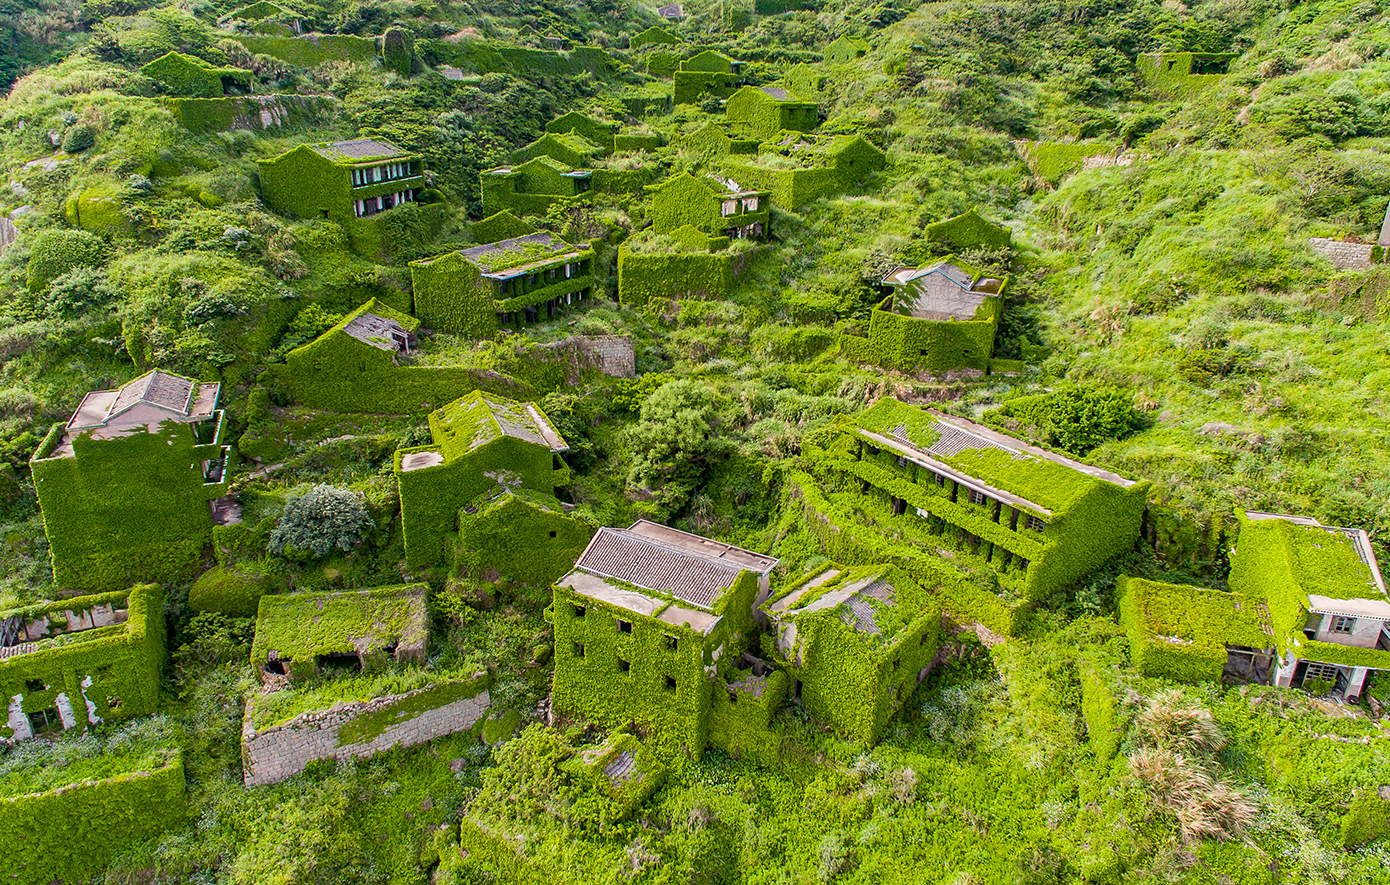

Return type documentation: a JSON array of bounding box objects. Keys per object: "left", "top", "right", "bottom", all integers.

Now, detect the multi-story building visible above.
[
  {"left": 409, "top": 231, "right": 595, "bottom": 337},
  {"left": 648, "top": 172, "right": 771, "bottom": 240},
  {"left": 259, "top": 137, "right": 424, "bottom": 223},
  {"left": 827, "top": 397, "right": 1149, "bottom": 607},
  {"left": 1230, "top": 511, "right": 1390, "bottom": 701},
  {"left": 548, "top": 520, "right": 780, "bottom": 758},
  {"left": 31, "top": 370, "right": 231, "bottom": 591},
  {"left": 763, "top": 563, "right": 940, "bottom": 743},
  {"left": 394, "top": 392, "right": 571, "bottom": 568}
]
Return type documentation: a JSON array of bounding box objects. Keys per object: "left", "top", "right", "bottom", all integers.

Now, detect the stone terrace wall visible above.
[
  {"left": 243, "top": 678, "right": 490, "bottom": 786},
  {"left": 1309, "top": 237, "right": 1375, "bottom": 272},
  {"left": 537, "top": 335, "right": 636, "bottom": 380}
]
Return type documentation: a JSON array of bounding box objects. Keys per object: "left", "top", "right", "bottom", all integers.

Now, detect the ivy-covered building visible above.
[
  {"left": 31, "top": 370, "right": 231, "bottom": 591},
  {"left": 480, "top": 156, "right": 592, "bottom": 216},
  {"left": 511, "top": 132, "right": 607, "bottom": 169},
  {"left": 1138, "top": 51, "right": 1238, "bottom": 97},
  {"left": 617, "top": 225, "right": 734, "bottom": 306},
  {"left": 1, "top": 585, "right": 165, "bottom": 742},
  {"left": 1229, "top": 511, "right": 1390, "bottom": 701},
  {"left": 672, "top": 50, "right": 746, "bottom": 104},
  {"left": 727, "top": 132, "right": 886, "bottom": 208},
  {"left": 648, "top": 172, "right": 770, "bottom": 240},
  {"left": 548, "top": 520, "right": 781, "bottom": 758},
  {"left": 630, "top": 25, "right": 679, "bottom": 49},
  {"left": 394, "top": 392, "right": 570, "bottom": 568},
  {"left": 924, "top": 209, "right": 1012, "bottom": 251},
  {"left": 252, "top": 585, "right": 429, "bottom": 683},
  {"left": 409, "top": 231, "right": 595, "bottom": 337},
  {"left": 823, "top": 36, "right": 870, "bottom": 65},
  {"left": 825, "top": 397, "right": 1149, "bottom": 609},
  {"left": 258, "top": 138, "right": 424, "bottom": 224},
  {"left": 724, "top": 85, "right": 818, "bottom": 139},
  {"left": 841, "top": 258, "right": 1005, "bottom": 374},
  {"left": 544, "top": 111, "right": 619, "bottom": 150},
  {"left": 452, "top": 487, "right": 596, "bottom": 592},
  {"left": 282, "top": 298, "right": 417, "bottom": 383},
  {"left": 763, "top": 564, "right": 940, "bottom": 743},
  {"left": 681, "top": 120, "right": 761, "bottom": 158},
  {"left": 140, "top": 50, "right": 252, "bottom": 97}
]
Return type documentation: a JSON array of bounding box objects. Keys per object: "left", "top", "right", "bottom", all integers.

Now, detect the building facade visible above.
[
  {"left": 410, "top": 232, "right": 595, "bottom": 338},
  {"left": 648, "top": 172, "right": 771, "bottom": 240},
  {"left": 259, "top": 138, "right": 424, "bottom": 224},
  {"left": 31, "top": 370, "right": 231, "bottom": 591},
  {"left": 724, "top": 85, "right": 819, "bottom": 139},
  {"left": 548, "top": 520, "right": 779, "bottom": 758}
]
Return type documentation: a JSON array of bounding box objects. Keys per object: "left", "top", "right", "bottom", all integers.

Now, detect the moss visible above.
[
  {"left": 336, "top": 675, "right": 488, "bottom": 746},
  {"left": 25, "top": 228, "right": 105, "bottom": 293},
  {"left": 1116, "top": 577, "right": 1267, "bottom": 682},
  {"left": 63, "top": 182, "right": 126, "bottom": 234},
  {"left": 250, "top": 585, "right": 429, "bottom": 680},
  {"left": 1341, "top": 791, "right": 1390, "bottom": 848},
  {"left": 187, "top": 564, "right": 267, "bottom": 617}
]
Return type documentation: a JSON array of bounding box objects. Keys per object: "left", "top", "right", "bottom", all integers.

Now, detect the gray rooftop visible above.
[
  {"left": 454, "top": 232, "right": 584, "bottom": 276},
  {"left": 311, "top": 138, "right": 409, "bottom": 162},
  {"left": 342, "top": 312, "right": 410, "bottom": 352},
  {"left": 572, "top": 520, "right": 777, "bottom": 610}
]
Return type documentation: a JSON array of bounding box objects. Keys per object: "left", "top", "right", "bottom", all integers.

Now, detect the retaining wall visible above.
[
  {"left": 1309, "top": 237, "right": 1375, "bottom": 272},
  {"left": 242, "top": 677, "right": 490, "bottom": 786}
]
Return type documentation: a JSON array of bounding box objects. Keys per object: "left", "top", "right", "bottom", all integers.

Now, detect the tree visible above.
[
  {"left": 268, "top": 484, "right": 373, "bottom": 558},
  {"left": 625, "top": 379, "right": 728, "bottom": 511}
]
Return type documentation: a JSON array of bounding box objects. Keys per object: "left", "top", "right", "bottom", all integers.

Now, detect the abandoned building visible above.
[
  {"left": 763, "top": 563, "right": 941, "bottom": 744},
  {"left": 830, "top": 397, "right": 1149, "bottom": 606},
  {"left": 283, "top": 298, "right": 418, "bottom": 377},
  {"left": 479, "top": 156, "right": 593, "bottom": 216},
  {"left": 548, "top": 519, "right": 781, "bottom": 758},
  {"left": 31, "top": 370, "right": 232, "bottom": 591},
  {"left": 1, "top": 585, "right": 165, "bottom": 742},
  {"left": 394, "top": 391, "right": 571, "bottom": 568},
  {"left": 258, "top": 138, "right": 424, "bottom": 224},
  {"left": 839, "top": 258, "right": 1005, "bottom": 373},
  {"left": 140, "top": 50, "right": 252, "bottom": 97},
  {"left": 1230, "top": 511, "right": 1390, "bottom": 701},
  {"left": 648, "top": 172, "right": 771, "bottom": 240},
  {"left": 724, "top": 85, "right": 819, "bottom": 139},
  {"left": 410, "top": 231, "right": 596, "bottom": 337},
  {"left": 673, "top": 50, "right": 746, "bottom": 104},
  {"left": 252, "top": 585, "right": 429, "bottom": 683},
  {"left": 727, "top": 132, "right": 886, "bottom": 208}
]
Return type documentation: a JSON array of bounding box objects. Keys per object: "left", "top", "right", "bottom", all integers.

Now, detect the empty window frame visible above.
[
  {"left": 617, "top": 619, "right": 633, "bottom": 634},
  {"left": 1330, "top": 615, "right": 1356, "bottom": 634},
  {"left": 664, "top": 634, "right": 678, "bottom": 650},
  {"left": 968, "top": 489, "right": 988, "bottom": 506},
  {"left": 573, "top": 642, "right": 585, "bottom": 658},
  {"left": 572, "top": 603, "right": 586, "bottom": 618},
  {"left": 618, "top": 658, "right": 631, "bottom": 674},
  {"left": 1025, "top": 514, "right": 1047, "bottom": 532},
  {"left": 664, "top": 675, "right": 677, "bottom": 692},
  {"left": 1303, "top": 661, "right": 1340, "bottom": 684}
]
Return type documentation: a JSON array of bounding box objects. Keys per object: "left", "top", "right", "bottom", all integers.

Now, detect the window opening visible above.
[
  {"left": 618, "top": 658, "right": 631, "bottom": 673},
  {"left": 1331, "top": 616, "right": 1356, "bottom": 634},
  {"left": 617, "top": 619, "right": 632, "bottom": 634}
]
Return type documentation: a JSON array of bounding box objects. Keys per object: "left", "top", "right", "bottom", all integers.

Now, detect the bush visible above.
[
  {"left": 25, "top": 229, "right": 106, "bottom": 293},
  {"left": 61, "top": 126, "right": 95, "bottom": 153},
  {"left": 985, "top": 385, "right": 1148, "bottom": 455},
  {"left": 267, "top": 484, "right": 373, "bottom": 558},
  {"left": 187, "top": 565, "right": 266, "bottom": 617}
]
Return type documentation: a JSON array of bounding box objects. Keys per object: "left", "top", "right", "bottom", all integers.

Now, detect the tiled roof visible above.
[
  {"left": 311, "top": 138, "right": 408, "bottom": 162},
  {"left": 108, "top": 371, "right": 194, "bottom": 419},
  {"left": 761, "top": 86, "right": 793, "bottom": 100},
  {"left": 574, "top": 520, "right": 777, "bottom": 610},
  {"left": 841, "top": 579, "right": 896, "bottom": 636},
  {"left": 342, "top": 312, "right": 409, "bottom": 351}
]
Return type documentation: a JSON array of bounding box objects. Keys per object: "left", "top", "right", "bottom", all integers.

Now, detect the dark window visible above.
[
  {"left": 969, "top": 489, "right": 988, "bottom": 506},
  {"left": 24, "top": 679, "right": 45, "bottom": 692},
  {"left": 933, "top": 472, "right": 944, "bottom": 486},
  {"left": 1331, "top": 616, "right": 1356, "bottom": 634},
  {"left": 617, "top": 619, "right": 632, "bottom": 633},
  {"left": 549, "top": 530, "right": 558, "bottom": 539},
  {"left": 1026, "top": 514, "right": 1047, "bottom": 533},
  {"left": 665, "top": 634, "right": 678, "bottom": 650},
  {"left": 920, "top": 633, "right": 930, "bottom": 645},
  {"left": 573, "top": 603, "right": 586, "bottom": 618},
  {"left": 27, "top": 707, "right": 61, "bottom": 735},
  {"left": 573, "top": 642, "right": 585, "bottom": 658},
  {"left": 664, "top": 676, "right": 677, "bottom": 692},
  {"left": 618, "top": 658, "right": 631, "bottom": 673},
  {"left": 1017, "top": 558, "right": 1031, "bottom": 572}
]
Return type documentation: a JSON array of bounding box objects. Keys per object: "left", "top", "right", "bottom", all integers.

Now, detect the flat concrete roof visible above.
[
  {"left": 558, "top": 570, "right": 667, "bottom": 618},
  {"left": 399, "top": 450, "right": 445, "bottom": 471}
]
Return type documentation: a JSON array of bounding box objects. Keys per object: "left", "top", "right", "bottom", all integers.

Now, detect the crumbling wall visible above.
[
  {"left": 242, "top": 677, "right": 490, "bottom": 786},
  {"left": 1309, "top": 238, "right": 1375, "bottom": 272}
]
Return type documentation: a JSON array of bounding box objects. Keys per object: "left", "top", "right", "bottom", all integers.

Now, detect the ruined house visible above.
[
  {"left": 252, "top": 585, "right": 429, "bottom": 683},
  {"left": 648, "top": 172, "right": 771, "bottom": 240},
  {"left": 258, "top": 138, "right": 424, "bottom": 224}
]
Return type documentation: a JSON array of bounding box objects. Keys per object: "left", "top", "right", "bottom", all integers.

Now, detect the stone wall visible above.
[
  {"left": 536, "top": 335, "right": 636, "bottom": 381},
  {"left": 242, "top": 678, "right": 490, "bottom": 786},
  {"left": 1309, "top": 237, "right": 1375, "bottom": 271}
]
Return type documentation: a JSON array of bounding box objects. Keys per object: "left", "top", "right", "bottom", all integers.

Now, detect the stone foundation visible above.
[
  {"left": 242, "top": 676, "right": 490, "bottom": 786},
  {"left": 1309, "top": 237, "right": 1375, "bottom": 272}
]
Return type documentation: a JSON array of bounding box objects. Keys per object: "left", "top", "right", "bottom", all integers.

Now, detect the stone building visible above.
[
  {"left": 726, "top": 131, "right": 886, "bottom": 208},
  {"left": 648, "top": 172, "right": 771, "bottom": 240},
  {"left": 394, "top": 391, "right": 571, "bottom": 568},
  {"left": 763, "top": 563, "right": 940, "bottom": 743},
  {"left": 258, "top": 138, "right": 424, "bottom": 224},
  {"left": 673, "top": 50, "right": 745, "bottom": 104},
  {"left": 409, "top": 231, "right": 595, "bottom": 338},
  {"left": 252, "top": 585, "right": 429, "bottom": 683},
  {"left": 480, "top": 156, "right": 593, "bottom": 216},
  {"left": 31, "top": 370, "right": 231, "bottom": 591},
  {"left": 548, "top": 520, "right": 781, "bottom": 758},
  {"left": 0, "top": 585, "right": 165, "bottom": 742}
]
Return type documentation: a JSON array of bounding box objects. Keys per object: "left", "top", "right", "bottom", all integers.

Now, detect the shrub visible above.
[
  {"left": 267, "top": 484, "right": 373, "bottom": 558},
  {"left": 187, "top": 565, "right": 266, "bottom": 617},
  {"left": 985, "top": 385, "right": 1148, "bottom": 455},
  {"left": 1341, "top": 791, "right": 1390, "bottom": 848},
  {"left": 25, "top": 229, "right": 106, "bottom": 293},
  {"left": 61, "top": 126, "right": 95, "bottom": 152}
]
